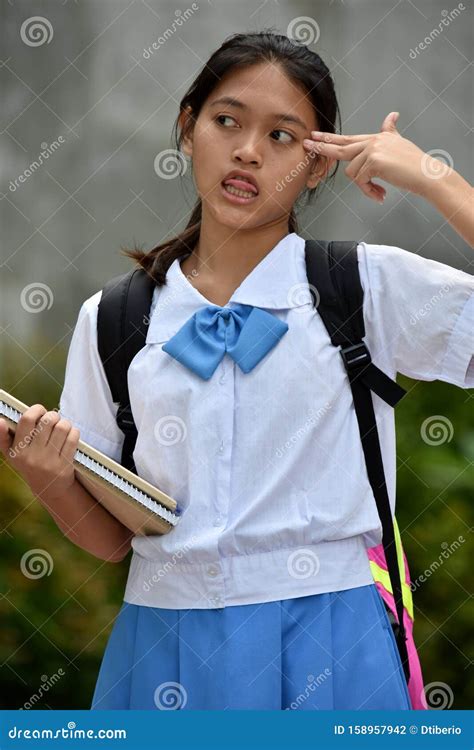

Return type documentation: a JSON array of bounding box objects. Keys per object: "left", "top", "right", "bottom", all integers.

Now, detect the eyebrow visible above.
[{"left": 208, "top": 96, "right": 308, "bottom": 131}]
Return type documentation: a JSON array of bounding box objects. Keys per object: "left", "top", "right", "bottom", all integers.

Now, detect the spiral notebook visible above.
[{"left": 0, "top": 389, "right": 181, "bottom": 536}]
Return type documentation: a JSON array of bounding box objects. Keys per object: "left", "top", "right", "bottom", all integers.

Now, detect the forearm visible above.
[
  {"left": 418, "top": 165, "right": 474, "bottom": 248},
  {"left": 35, "top": 477, "right": 134, "bottom": 562}
]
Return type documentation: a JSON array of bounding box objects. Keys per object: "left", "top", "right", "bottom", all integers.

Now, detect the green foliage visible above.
[
  {"left": 395, "top": 375, "right": 473, "bottom": 709},
  {"left": 0, "top": 342, "right": 129, "bottom": 709}
]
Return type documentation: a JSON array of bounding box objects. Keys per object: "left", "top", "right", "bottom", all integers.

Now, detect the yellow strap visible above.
[
  {"left": 369, "top": 561, "right": 414, "bottom": 620},
  {"left": 393, "top": 517, "right": 406, "bottom": 588},
  {"left": 370, "top": 517, "right": 415, "bottom": 621}
]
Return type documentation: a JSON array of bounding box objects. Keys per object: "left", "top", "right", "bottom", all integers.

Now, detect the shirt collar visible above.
[{"left": 146, "top": 231, "right": 312, "bottom": 343}]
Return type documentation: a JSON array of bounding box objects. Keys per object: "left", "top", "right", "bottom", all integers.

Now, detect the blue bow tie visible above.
[{"left": 162, "top": 303, "right": 289, "bottom": 380}]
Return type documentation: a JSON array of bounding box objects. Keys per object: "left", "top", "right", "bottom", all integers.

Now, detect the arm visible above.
[
  {"left": 416, "top": 165, "right": 474, "bottom": 248},
  {"left": 0, "top": 407, "right": 133, "bottom": 563},
  {"left": 36, "top": 477, "right": 134, "bottom": 563}
]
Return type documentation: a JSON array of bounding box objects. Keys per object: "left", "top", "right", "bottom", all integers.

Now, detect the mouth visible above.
[
  {"left": 221, "top": 173, "right": 260, "bottom": 205},
  {"left": 221, "top": 182, "right": 259, "bottom": 205}
]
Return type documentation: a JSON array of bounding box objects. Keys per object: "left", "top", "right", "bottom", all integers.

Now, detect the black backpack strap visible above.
[
  {"left": 97, "top": 267, "right": 156, "bottom": 473},
  {"left": 305, "top": 238, "right": 411, "bottom": 685}
]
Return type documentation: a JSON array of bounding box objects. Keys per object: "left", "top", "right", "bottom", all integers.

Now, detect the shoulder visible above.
[
  {"left": 356, "top": 241, "right": 474, "bottom": 294},
  {"left": 79, "top": 289, "right": 102, "bottom": 319},
  {"left": 74, "top": 274, "right": 162, "bottom": 340},
  {"left": 67, "top": 290, "right": 103, "bottom": 347},
  {"left": 357, "top": 240, "right": 424, "bottom": 285},
  {"left": 355, "top": 241, "right": 474, "bottom": 386}
]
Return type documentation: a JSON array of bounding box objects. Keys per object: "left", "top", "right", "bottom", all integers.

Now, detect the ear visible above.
[
  {"left": 306, "top": 155, "right": 336, "bottom": 190},
  {"left": 178, "top": 106, "right": 194, "bottom": 157}
]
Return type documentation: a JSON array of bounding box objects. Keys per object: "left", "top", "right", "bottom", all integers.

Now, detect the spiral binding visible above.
[{"left": 0, "top": 400, "right": 179, "bottom": 527}]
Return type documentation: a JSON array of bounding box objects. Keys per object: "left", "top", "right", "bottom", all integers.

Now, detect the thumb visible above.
[{"left": 381, "top": 111, "right": 400, "bottom": 133}]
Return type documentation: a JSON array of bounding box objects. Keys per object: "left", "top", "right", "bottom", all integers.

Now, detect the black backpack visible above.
[{"left": 97, "top": 238, "right": 410, "bottom": 683}]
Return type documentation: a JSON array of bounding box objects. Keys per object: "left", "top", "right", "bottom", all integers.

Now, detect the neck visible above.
[{"left": 188, "top": 206, "right": 292, "bottom": 283}]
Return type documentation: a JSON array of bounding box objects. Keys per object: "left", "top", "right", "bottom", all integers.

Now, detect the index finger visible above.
[
  {"left": 14, "top": 404, "right": 48, "bottom": 447},
  {"left": 310, "top": 131, "right": 375, "bottom": 144}
]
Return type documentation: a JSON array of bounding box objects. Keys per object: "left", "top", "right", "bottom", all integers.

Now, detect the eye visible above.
[
  {"left": 271, "top": 129, "right": 294, "bottom": 144},
  {"left": 214, "top": 115, "right": 294, "bottom": 144},
  {"left": 215, "top": 114, "right": 237, "bottom": 127}
]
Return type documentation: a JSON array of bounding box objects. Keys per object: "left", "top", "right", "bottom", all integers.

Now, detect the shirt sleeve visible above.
[
  {"left": 357, "top": 242, "right": 474, "bottom": 388},
  {"left": 58, "top": 290, "right": 125, "bottom": 462}
]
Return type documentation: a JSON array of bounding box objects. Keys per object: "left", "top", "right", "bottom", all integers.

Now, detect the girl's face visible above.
[{"left": 180, "top": 62, "right": 332, "bottom": 231}]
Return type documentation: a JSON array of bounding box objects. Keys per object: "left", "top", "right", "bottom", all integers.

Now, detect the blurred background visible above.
[{"left": 1, "top": 0, "right": 472, "bottom": 709}]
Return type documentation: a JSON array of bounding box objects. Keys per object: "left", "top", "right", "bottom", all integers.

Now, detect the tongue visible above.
[{"left": 223, "top": 178, "right": 257, "bottom": 194}]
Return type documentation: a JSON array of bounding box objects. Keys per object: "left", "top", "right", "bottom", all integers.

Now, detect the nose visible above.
[{"left": 232, "top": 135, "right": 262, "bottom": 166}]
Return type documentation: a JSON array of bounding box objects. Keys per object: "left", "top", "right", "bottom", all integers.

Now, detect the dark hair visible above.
[{"left": 122, "top": 29, "right": 341, "bottom": 285}]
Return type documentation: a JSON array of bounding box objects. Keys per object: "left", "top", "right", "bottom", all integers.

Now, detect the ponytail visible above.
[{"left": 122, "top": 200, "right": 299, "bottom": 286}]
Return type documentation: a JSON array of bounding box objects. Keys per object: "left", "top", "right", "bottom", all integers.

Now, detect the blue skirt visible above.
[{"left": 91, "top": 583, "right": 411, "bottom": 710}]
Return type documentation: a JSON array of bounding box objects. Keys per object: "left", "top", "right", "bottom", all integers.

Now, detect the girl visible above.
[{"left": 0, "top": 31, "right": 472, "bottom": 711}]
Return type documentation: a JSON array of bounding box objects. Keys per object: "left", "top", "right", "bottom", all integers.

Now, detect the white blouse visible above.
[{"left": 59, "top": 232, "right": 474, "bottom": 609}]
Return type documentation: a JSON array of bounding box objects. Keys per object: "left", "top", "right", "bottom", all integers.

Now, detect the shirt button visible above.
[
  {"left": 219, "top": 373, "right": 226, "bottom": 384},
  {"left": 207, "top": 564, "right": 219, "bottom": 577},
  {"left": 213, "top": 515, "right": 224, "bottom": 527},
  {"left": 212, "top": 595, "right": 223, "bottom": 606},
  {"left": 217, "top": 440, "right": 224, "bottom": 454}
]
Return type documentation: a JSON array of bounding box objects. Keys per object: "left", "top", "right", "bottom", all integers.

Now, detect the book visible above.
[{"left": 0, "top": 389, "right": 181, "bottom": 536}]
